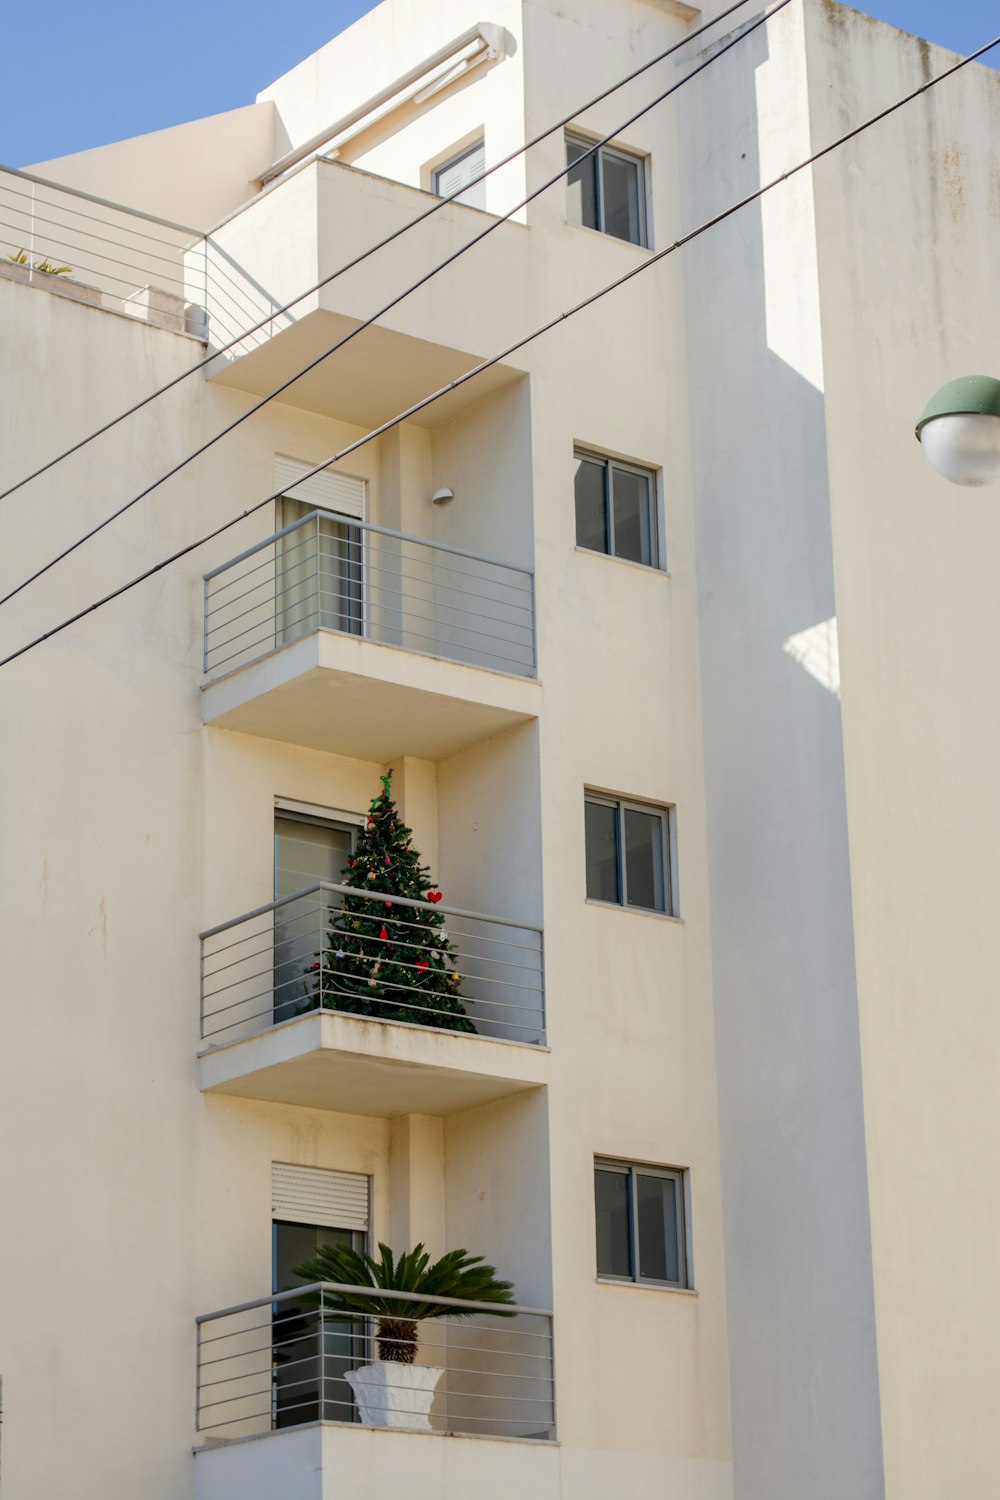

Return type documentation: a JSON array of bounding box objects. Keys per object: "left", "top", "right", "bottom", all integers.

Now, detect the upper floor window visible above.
[
  {"left": 595, "top": 1159, "right": 689, "bottom": 1288},
  {"left": 566, "top": 132, "right": 648, "bottom": 246},
  {"left": 585, "top": 793, "right": 676, "bottom": 916},
  {"left": 433, "top": 139, "right": 486, "bottom": 209},
  {"left": 574, "top": 449, "right": 659, "bottom": 568}
]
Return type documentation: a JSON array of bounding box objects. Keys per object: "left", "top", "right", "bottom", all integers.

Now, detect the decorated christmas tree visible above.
[{"left": 305, "top": 771, "right": 475, "bottom": 1033}]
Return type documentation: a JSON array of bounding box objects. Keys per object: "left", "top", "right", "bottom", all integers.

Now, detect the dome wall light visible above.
[
  {"left": 431, "top": 487, "right": 455, "bottom": 505},
  {"left": 915, "top": 375, "right": 1000, "bottom": 487}
]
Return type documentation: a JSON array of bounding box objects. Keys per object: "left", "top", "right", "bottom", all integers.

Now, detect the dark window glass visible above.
[
  {"left": 272, "top": 1221, "right": 362, "bottom": 1427},
  {"left": 636, "top": 1173, "right": 681, "bottom": 1284},
  {"left": 273, "top": 814, "right": 354, "bottom": 1025},
  {"left": 611, "top": 466, "right": 654, "bottom": 566},
  {"left": 601, "top": 151, "right": 643, "bottom": 245},
  {"left": 585, "top": 800, "right": 619, "bottom": 902},
  {"left": 623, "top": 807, "right": 666, "bottom": 913},
  {"left": 594, "top": 1167, "right": 632, "bottom": 1278},
  {"left": 575, "top": 456, "right": 608, "bottom": 553},
  {"left": 566, "top": 137, "right": 598, "bottom": 230}
]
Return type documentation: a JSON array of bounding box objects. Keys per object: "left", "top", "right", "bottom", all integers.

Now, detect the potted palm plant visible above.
[{"left": 293, "top": 1240, "right": 515, "bottom": 1431}]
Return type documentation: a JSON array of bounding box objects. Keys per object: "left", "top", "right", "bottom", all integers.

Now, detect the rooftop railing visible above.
[
  {"left": 203, "top": 511, "right": 536, "bottom": 680},
  {"left": 200, "top": 882, "right": 546, "bottom": 1047},
  {"left": 196, "top": 1282, "right": 556, "bottom": 1442},
  {"left": 0, "top": 162, "right": 208, "bottom": 332}
]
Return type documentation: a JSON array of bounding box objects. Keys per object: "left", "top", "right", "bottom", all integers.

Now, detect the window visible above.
[
  {"left": 585, "top": 793, "right": 675, "bottom": 915},
  {"left": 595, "top": 1160, "right": 689, "bottom": 1287},
  {"left": 272, "top": 1164, "right": 369, "bottom": 1426},
  {"left": 275, "top": 456, "right": 367, "bottom": 645},
  {"left": 566, "top": 132, "right": 647, "bottom": 246},
  {"left": 433, "top": 139, "right": 486, "bottom": 209},
  {"left": 574, "top": 450, "right": 659, "bottom": 567},
  {"left": 273, "top": 806, "right": 357, "bottom": 1025}
]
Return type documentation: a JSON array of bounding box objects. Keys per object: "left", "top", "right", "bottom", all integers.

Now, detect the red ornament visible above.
[
  {"left": 426, "top": 891, "right": 443, "bottom": 904},
  {"left": 416, "top": 959, "right": 429, "bottom": 972},
  {"left": 379, "top": 926, "right": 389, "bottom": 941}
]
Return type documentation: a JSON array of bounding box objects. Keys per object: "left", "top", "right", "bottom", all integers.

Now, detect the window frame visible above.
[
  {"left": 594, "top": 1158, "right": 690, "bottom": 1290},
  {"left": 565, "top": 130, "right": 649, "bottom": 247},
  {"left": 584, "top": 791, "right": 677, "bottom": 917},
  {"left": 573, "top": 447, "right": 662, "bottom": 569}
]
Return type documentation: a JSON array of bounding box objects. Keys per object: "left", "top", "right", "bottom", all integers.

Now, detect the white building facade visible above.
[{"left": 1, "top": 3, "right": 998, "bottom": 1498}]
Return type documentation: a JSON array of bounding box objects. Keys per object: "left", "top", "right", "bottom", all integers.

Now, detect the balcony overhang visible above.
[
  {"left": 192, "top": 158, "right": 532, "bottom": 425},
  {"left": 206, "top": 311, "right": 524, "bottom": 429},
  {"left": 198, "top": 1009, "right": 549, "bottom": 1117},
  {"left": 201, "top": 629, "right": 540, "bottom": 761}
]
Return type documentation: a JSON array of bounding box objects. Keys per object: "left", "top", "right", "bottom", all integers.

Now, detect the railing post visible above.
[
  {"left": 529, "top": 571, "right": 537, "bottom": 678},
  {"left": 202, "top": 574, "right": 209, "bottom": 676},
  {"left": 195, "top": 1317, "right": 202, "bottom": 1434},
  {"left": 319, "top": 1287, "right": 327, "bottom": 1424},
  {"left": 313, "top": 512, "right": 322, "bottom": 631},
  {"left": 317, "top": 889, "right": 327, "bottom": 1014}
]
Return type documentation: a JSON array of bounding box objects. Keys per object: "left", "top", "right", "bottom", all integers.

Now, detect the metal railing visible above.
[
  {"left": 196, "top": 1282, "right": 555, "bottom": 1442},
  {"left": 200, "top": 881, "right": 545, "bottom": 1047},
  {"left": 203, "top": 511, "right": 536, "bottom": 679},
  {"left": 0, "top": 162, "right": 208, "bottom": 332}
]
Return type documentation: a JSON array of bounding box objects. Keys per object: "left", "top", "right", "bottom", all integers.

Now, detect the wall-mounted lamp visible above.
[
  {"left": 431, "top": 487, "right": 455, "bottom": 506},
  {"left": 915, "top": 375, "right": 1000, "bottom": 486}
]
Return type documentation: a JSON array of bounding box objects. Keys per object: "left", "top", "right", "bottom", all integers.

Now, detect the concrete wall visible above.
[
  {"left": 677, "top": 5, "right": 883, "bottom": 1498},
  {"left": 29, "top": 102, "right": 281, "bottom": 230},
  {"left": 806, "top": 8, "right": 1000, "bottom": 1497}
]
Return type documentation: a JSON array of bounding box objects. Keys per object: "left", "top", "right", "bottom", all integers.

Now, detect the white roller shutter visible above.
[
  {"left": 272, "top": 1163, "right": 370, "bottom": 1231},
  {"left": 275, "top": 455, "right": 366, "bottom": 521},
  {"left": 433, "top": 140, "right": 486, "bottom": 209}
]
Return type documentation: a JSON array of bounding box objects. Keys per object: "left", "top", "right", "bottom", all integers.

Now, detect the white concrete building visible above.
[{"left": 1, "top": 2, "right": 998, "bottom": 1497}]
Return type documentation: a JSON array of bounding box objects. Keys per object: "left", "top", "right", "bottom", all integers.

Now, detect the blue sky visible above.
[{"left": 0, "top": 0, "right": 995, "bottom": 168}]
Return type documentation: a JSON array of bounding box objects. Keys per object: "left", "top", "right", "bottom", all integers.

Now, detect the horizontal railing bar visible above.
[
  {"left": 0, "top": 161, "right": 201, "bottom": 234},
  {"left": 201, "top": 881, "right": 541, "bottom": 940},
  {"left": 0, "top": 206, "right": 189, "bottom": 274},
  {"left": 198, "top": 1281, "right": 552, "bottom": 1322},
  {"left": 204, "top": 623, "right": 535, "bottom": 683},
  {"left": 0, "top": 180, "right": 193, "bottom": 250},
  {"left": 202, "top": 997, "right": 544, "bottom": 1042},
  {"left": 0, "top": 221, "right": 187, "bottom": 284},
  {"left": 203, "top": 509, "right": 533, "bottom": 582}
]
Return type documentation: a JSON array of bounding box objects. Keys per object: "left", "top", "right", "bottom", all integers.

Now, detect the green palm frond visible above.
[{"left": 292, "top": 1240, "right": 516, "bottom": 1322}]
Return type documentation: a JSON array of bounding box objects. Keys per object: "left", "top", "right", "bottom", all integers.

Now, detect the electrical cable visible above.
[
  {"left": 0, "top": 0, "right": 762, "bottom": 506},
  {"left": 0, "top": 0, "right": 787, "bottom": 611},
  {"left": 3, "top": 24, "right": 997, "bottom": 672}
]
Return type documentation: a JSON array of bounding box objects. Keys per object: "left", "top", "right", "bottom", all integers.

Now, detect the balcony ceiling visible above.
[
  {"left": 201, "top": 630, "right": 540, "bottom": 762},
  {"left": 207, "top": 309, "right": 523, "bottom": 429}
]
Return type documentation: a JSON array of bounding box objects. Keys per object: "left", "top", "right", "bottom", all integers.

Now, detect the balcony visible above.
[
  {"left": 194, "top": 1282, "right": 555, "bottom": 1498},
  {"left": 189, "top": 158, "right": 532, "bottom": 427},
  {"left": 201, "top": 512, "right": 540, "bottom": 761},
  {"left": 198, "top": 883, "right": 547, "bottom": 1115}
]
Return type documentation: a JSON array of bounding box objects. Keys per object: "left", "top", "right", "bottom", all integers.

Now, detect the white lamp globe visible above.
[{"left": 915, "top": 377, "right": 1000, "bottom": 487}]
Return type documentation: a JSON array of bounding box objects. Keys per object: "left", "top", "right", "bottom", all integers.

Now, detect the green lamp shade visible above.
[{"left": 915, "top": 376, "right": 1000, "bottom": 487}]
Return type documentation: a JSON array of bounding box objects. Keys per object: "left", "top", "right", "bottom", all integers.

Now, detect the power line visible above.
[
  {"left": 0, "top": 0, "right": 761, "bottom": 507},
  {"left": 3, "top": 25, "right": 997, "bottom": 673},
  {"left": 0, "top": 0, "right": 786, "bottom": 612}
]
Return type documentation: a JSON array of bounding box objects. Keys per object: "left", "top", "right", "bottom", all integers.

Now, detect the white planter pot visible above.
[{"left": 345, "top": 1359, "right": 444, "bottom": 1431}]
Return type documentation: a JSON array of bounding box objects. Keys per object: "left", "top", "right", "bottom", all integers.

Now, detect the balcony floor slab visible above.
[
  {"left": 194, "top": 1423, "right": 559, "bottom": 1500},
  {"left": 202, "top": 629, "right": 539, "bottom": 761},
  {"left": 198, "top": 1010, "right": 549, "bottom": 1116}
]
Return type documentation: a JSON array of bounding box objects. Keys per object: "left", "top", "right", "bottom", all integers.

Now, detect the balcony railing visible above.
[
  {"left": 203, "top": 512, "right": 536, "bottom": 680},
  {"left": 0, "top": 162, "right": 206, "bottom": 331},
  {"left": 196, "top": 1282, "right": 555, "bottom": 1442},
  {"left": 200, "top": 882, "right": 545, "bottom": 1047}
]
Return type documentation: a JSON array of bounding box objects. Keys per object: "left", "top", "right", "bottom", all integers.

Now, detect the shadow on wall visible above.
[{"left": 677, "top": 11, "right": 884, "bottom": 1500}]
